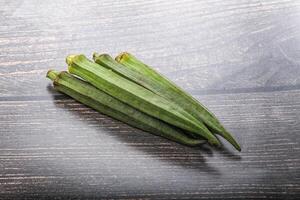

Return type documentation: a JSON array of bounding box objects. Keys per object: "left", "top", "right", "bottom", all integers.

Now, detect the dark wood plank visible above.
[
  {"left": 1, "top": 0, "right": 300, "bottom": 98},
  {"left": 0, "top": 90, "right": 299, "bottom": 199}
]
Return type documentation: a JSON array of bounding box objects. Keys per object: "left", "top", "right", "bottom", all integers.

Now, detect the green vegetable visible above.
[
  {"left": 46, "top": 70, "right": 205, "bottom": 146},
  {"left": 111, "top": 52, "right": 240, "bottom": 151},
  {"left": 67, "top": 54, "right": 220, "bottom": 146}
]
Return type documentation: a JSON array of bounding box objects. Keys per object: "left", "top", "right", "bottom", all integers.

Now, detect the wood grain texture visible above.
[{"left": 0, "top": 0, "right": 300, "bottom": 199}]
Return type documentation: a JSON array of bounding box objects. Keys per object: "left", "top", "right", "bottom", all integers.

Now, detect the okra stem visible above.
[{"left": 47, "top": 69, "right": 59, "bottom": 81}]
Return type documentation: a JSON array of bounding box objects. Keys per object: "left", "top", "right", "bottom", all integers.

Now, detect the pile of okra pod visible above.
[{"left": 47, "top": 52, "right": 241, "bottom": 151}]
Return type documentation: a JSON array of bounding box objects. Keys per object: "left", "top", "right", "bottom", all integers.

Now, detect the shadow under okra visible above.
[{"left": 47, "top": 85, "right": 220, "bottom": 175}]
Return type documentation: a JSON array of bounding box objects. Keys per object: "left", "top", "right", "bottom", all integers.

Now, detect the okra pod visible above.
[
  {"left": 47, "top": 70, "right": 206, "bottom": 146},
  {"left": 67, "top": 54, "right": 220, "bottom": 146},
  {"left": 111, "top": 52, "right": 240, "bottom": 151}
]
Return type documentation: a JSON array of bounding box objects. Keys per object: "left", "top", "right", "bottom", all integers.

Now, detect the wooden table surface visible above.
[{"left": 1, "top": 0, "right": 300, "bottom": 199}]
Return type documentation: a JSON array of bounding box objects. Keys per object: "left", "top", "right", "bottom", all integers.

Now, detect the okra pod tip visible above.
[{"left": 223, "top": 130, "right": 241, "bottom": 151}]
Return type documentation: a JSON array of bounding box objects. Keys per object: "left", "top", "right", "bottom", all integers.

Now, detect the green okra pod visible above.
[
  {"left": 110, "top": 52, "right": 240, "bottom": 151},
  {"left": 67, "top": 54, "right": 220, "bottom": 146},
  {"left": 46, "top": 70, "right": 206, "bottom": 146}
]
